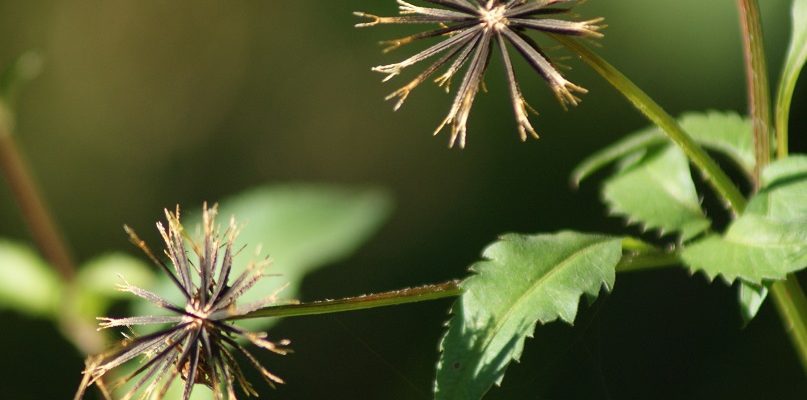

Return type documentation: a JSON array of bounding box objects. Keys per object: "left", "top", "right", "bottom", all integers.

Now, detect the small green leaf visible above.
[
  {"left": 0, "top": 240, "right": 61, "bottom": 317},
  {"left": 746, "top": 155, "right": 807, "bottom": 221},
  {"left": 678, "top": 111, "right": 754, "bottom": 174},
  {"left": 434, "top": 232, "right": 621, "bottom": 400},
  {"left": 136, "top": 184, "right": 392, "bottom": 330},
  {"left": 573, "top": 111, "right": 754, "bottom": 185},
  {"left": 682, "top": 216, "right": 807, "bottom": 284},
  {"left": 75, "top": 253, "right": 155, "bottom": 317},
  {"left": 603, "top": 145, "right": 710, "bottom": 240},
  {"left": 682, "top": 156, "right": 807, "bottom": 284},
  {"left": 739, "top": 281, "right": 768, "bottom": 325},
  {"left": 571, "top": 127, "right": 663, "bottom": 185},
  {"left": 761, "top": 154, "right": 807, "bottom": 186}
]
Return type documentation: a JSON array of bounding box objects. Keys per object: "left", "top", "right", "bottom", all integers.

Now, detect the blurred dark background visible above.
[{"left": 1, "top": 0, "right": 805, "bottom": 398}]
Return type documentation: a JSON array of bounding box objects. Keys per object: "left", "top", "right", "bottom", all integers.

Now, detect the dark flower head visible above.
[
  {"left": 75, "top": 204, "right": 290, "bottom": 400},
  {"left": 355, "top": 0, "right": 604, "bottom": 148}
]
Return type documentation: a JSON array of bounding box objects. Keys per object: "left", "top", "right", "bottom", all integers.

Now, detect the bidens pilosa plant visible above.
[{"left": 0, "top": 0, "right": 803, "bottom": 399}]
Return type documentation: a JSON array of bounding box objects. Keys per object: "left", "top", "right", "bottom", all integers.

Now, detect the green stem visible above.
[
  {"left": 774, "top": 73, "right": 793, "bottom": 159},
  {"left": 229, "top": 280, "right": 462, "bottom": 320},
  {"left": 737, "top": 0, "right": 807, "bottom": 374},
  {"left": 771, "top": 278, "right": 807, "bottom": 374},
  {"left": 553, "top": 35, "right": 747, "bottom": 214},
  {"left": 617, "top": 252, "right": 680, "bottom": 273},
  {"left": 737, "top": 0, "right": 772, "bottom": 180}
]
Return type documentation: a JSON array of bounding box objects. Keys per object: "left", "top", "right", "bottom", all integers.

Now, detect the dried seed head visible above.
[
  {"left": 356, "top": 0, "right": 605, "bottom": 147},
  {"left": 75, "top": 204, "right": 289, "bottom": 400}
]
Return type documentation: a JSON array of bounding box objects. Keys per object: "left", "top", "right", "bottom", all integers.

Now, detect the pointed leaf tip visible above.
[{"left": 435, "top": 232, "right": 621, "bottom": 399}]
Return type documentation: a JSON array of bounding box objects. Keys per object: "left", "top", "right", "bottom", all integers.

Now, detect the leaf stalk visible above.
[{"left": 229, "top": 280, "right": 462, "bottom": 320}]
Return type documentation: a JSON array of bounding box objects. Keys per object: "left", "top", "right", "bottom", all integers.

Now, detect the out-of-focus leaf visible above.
[
  {"left": 74, "top": 253, "right": 155, "bottom": 317},
  {"left": 603, "top": 145, "right": 710, "bottom": 240},
  {"left": 0, "top": 51, "right": 43, "bottom": 110},
  {"left": 136, "top": 184, "right": 392, "bottom": 330},
  {"left": 434, "top": 232, "right": 621, "bottom": 400},
  {"left": 111, "top": 362, "right": 216, "bottom": 400},
  {"left": 739, "top": 281, "right": 768, "bottom": 325},
  {"left": 682, "top": 156, "right": 807, "bottom": 284},
  {"left": 0, "top": 240, "right": 61, "bottom": 317}
]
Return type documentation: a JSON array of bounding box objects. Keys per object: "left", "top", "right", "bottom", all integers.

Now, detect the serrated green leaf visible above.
[
  {"left": 746, "top": 156, "right": 807, "bottom": 221},
  {"left": 434, "top": 232, "right": 621, "bottom": 400},
  {"left": 136, "top": 184, "right": 392, "bottom": 330},
  {"left": 682, "top": 156, "right": 807, "bottom": 283},
  {"left": 74, "top": 253, "right": 155, "bottom": 317},
  {"left": 603, "top": 145, "right": 710, "bottom": 240},
  {"left": 739, "top": 281, "right": 768, "bottom": 325},
  {"left": 0, "top": 240, "right": 61, "bottom": 317},
  {"left": 678, "top": 111, "right": 754, "bottom": 173},
  {"left": 573, "top": 111, "right": 754, "bottom": 186},
  {"left": 682, "top": 216, "right": 807, "bottom": 283},
  {"left": 571, "top": 127, "right": 663, "bottom": 185},
  {"left": 761, "top": 154, "right": 807, "bottom": 186}
]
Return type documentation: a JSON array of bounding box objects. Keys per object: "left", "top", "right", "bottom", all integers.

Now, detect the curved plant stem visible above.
[
  {"left": 552, "top": 35, "right": 747, "bottom": 214},
  {"left": 229, "top": 280, "right": 462, "bottom": 320},
  {"left": 737, "top": 0, "right": 771, "bottom": 180},
  {"left": 736, "top": 0, "right": 807, "bottom": 374},
  {"left": 0, "top": 106, "right": 75, "bottom": 281}
]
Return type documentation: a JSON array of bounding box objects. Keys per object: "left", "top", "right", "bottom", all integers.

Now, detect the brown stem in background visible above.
[
  {"left": 0, "top": 127, "right": 76, "bottom": 281},
  {"left": 737, "top": 0, "right": 771, "bottom": 184},
  {"left": 0, "top": 107, "right": 103, "bottom": 354}
]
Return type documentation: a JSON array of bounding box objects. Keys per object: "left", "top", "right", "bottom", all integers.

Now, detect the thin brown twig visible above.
[
  {"left": 0, "top": 121, "right": 75, "bottom": 280},
  {"left": 737, "top": 0, "right": 771, "bottom": 184}
]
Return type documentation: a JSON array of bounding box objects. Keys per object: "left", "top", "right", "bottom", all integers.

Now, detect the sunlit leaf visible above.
[
  {"left": 435, "top": 232, "right": 621, "bottom": 400},
  {"left": 573, "top": 111, "right": 753, "bottom": 186},
  {"left": 678, "top": 111, "right": 754, "bottom": 174},
  {"left": 682, "top": 156, "right": 807, "bottom": 284},
  {"left": 603, "top": 145, "right": 710, "bottom": 240},
  {"left": 0, "top": 240, "right": 61, "bottom": 317},
  {"left": 571, "top": 127, "right": 663, "bottom": 185}
]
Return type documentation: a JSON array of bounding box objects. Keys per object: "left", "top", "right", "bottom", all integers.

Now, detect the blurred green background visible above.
[{"left": 1, "top": 0, "right": 805, "bottom": 398}]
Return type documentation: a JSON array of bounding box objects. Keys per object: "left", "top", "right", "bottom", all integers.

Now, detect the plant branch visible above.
[
  {"left": 771, "top": 278, "right": 807, "bottom": 374},
  {"left": 552, "top": 36, "right": 747, "bottom": 214},
  {"left": 229, "top": 280, "right": 462, "bottom": 320},
  {"left": 0, "top": 102, "right": 105, "bottom": 354},
  {"left": 0, "top": 104, "right": 75, "bottom": 281},
  {"left": 737, "top": 0, "right": 772, "bottom": 181},
  {"left": 736, "top": 0, "right": 807, "bottom": 374}
]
